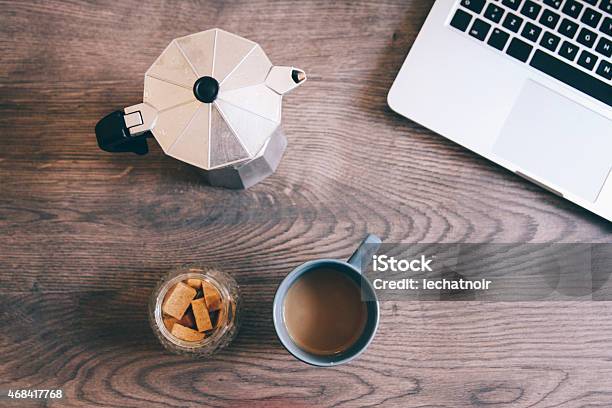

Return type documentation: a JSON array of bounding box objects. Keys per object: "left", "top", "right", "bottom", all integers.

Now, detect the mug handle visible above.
[{"left": 348, "top": 234, "right": 382, "bottom": 272}]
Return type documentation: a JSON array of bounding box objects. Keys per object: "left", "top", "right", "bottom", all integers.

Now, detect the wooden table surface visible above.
[{"left": 1, "top": 1, "right": 612, "bottom": 407}]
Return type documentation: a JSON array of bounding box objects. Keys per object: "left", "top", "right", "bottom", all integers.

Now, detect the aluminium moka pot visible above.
[{"left": 95, "top": 28, "right": 306, "bottom": 189}]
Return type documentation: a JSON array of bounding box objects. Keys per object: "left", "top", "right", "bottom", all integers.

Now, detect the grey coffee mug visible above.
[{"left": 273, "top": 234, "right": 382, "bottom": 366}]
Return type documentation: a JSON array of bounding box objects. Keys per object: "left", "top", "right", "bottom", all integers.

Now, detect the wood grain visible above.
[{"left": 1, "top": 0, "right": 611, "bottom": 407}]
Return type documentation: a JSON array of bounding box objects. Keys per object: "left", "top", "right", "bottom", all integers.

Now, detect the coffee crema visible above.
[{"left": 282, "top": 268, "right": 367, "bottom": 356}]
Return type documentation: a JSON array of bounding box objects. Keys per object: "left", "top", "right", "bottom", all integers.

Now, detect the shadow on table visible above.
[{"left": 70, "top": 281, "right": 282, "bottom": 358}]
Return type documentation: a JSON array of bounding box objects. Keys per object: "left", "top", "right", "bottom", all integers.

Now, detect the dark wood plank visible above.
[{"left": 1, "top": 0, "right": 611, "bottom": 407}]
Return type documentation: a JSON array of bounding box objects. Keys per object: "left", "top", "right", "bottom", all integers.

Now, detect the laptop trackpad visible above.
[{"left": 493, "top": 80, "right": 611, "bottom": 202}]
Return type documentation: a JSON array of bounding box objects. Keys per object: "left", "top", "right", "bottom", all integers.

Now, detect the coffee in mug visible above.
[{"left": 283, "top": 268, "right": 367, "bottom": 355}]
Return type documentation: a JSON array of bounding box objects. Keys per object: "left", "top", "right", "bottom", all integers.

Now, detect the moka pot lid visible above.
[{"left": 141, "top": 28, "right": 306, "bottom": 170}]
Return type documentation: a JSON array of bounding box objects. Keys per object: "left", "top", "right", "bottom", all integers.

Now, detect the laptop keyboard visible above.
[{"left": 449, "top": 0, "right": 612, "bottom": 107}]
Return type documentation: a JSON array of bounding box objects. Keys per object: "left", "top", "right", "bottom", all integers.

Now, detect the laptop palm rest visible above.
[{"left": 493, "top": 80, "right": 611, "bottom": 203}]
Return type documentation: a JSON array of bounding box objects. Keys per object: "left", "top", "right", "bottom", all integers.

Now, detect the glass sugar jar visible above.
[{"left": 149, "top": 265, "right": 241, "bottom": 356}]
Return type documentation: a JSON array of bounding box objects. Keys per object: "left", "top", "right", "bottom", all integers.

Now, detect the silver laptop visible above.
[{"left": 388, "top": 0, "right": 612, "bottom": 221}]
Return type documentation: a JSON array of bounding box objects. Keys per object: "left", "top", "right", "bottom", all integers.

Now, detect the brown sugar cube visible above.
[
  {"left": 163, "top": 316, "right": 179, "bottom": 331},
  {"left": 185, "top": 278, "right": 202, "bottom": 289},
  {"left": 162, "top": 282, "right": 197, "bottom": 319},
  {"left": 209, "top": 310, "right": 220, "bottom": 328},
  {"left": 171, "top": 323, "right": 205, "bottom": 342},
  {"left": 202, "top": 280, "right": 222, "bottom": 311},
  {"left": 215, "top": 307, "right": 227, "bottom": 329},
  {"left": 179, "top": 306, "right": 196, "bottom": 329},
  {"left": 191, "top": 298, "right": 213, "bottom": 332},
  {"left": 194, "top": 288, "right": 204, "bottom": 299}
]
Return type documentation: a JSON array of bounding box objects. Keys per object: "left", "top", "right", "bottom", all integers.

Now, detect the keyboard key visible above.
[
  {"left": 583, "top": 0, "right": 597, "bottom": 5},
  {"left": 595, "top": 36, "right": 612, "bottom": 57},
  {"left": 450, "top": 8, "right": 472, "bottom": 32},
  {"left": 540, "top": 31, "right": 561, "bottom": 51},
  {"left": 543, "top": 0, "right": 561, "bottom": 9},
  {"left": 599, "top": 0, "right": 612, "bottom": 14},
  {"left": 484, "top": 3, "right": 505, "bottom": 23},
  {"left": 561, "top": 0, "right": 583, "bottom": 18},
  {"left": 601, "top": 17, "right": 612, "bottom": 36},
  {"left": 520, "top": 0, "right": 541, "bottom": 19},
  {"left": 530, "top": 50, "right": 612, "bottom": 107},
  {"left": 581, "top": 8, "right": 602, "bottom": 28},
  {"left": 506, "top": 37, "right": 533, "bottom": 61},
  {"left": 488, "top": 27, "right": 510, "bottom": 49},
  {"left": 577, "top": 50, "right": 598, "bottom": 70},
  {"left": 540, "top": 9, "right": 560, "bottom": 29},
  {"left": 461, "top": 0, "right": 486, "bottom": 14},
  {"left": 503, "top": 12, "right": 524, "bottom": 32},
  {"left": 558, "top": 18, "right": 579, "bottom": 38},
  {"left": 596, "top": 60, "right": 612, "bottom": 80},
  {"left": 469, "top": 18, "right": 491, "bottom": 40},
  {"left": 521, "top": 22, "right": 542, "bottom": 41},
  {"left": 559, "top": 40, "right": 579, "bottom": 61},
  {"left": 576, "top": 27, "right": 597, "bottom": 47},
  {"left": 502, "top": 0, "right": 522, "bottom": 11}
]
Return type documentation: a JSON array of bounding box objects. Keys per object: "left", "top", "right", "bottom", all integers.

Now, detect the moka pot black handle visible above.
[{"left": 95, "top": 110, "right": 150, "bottom": 155}]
